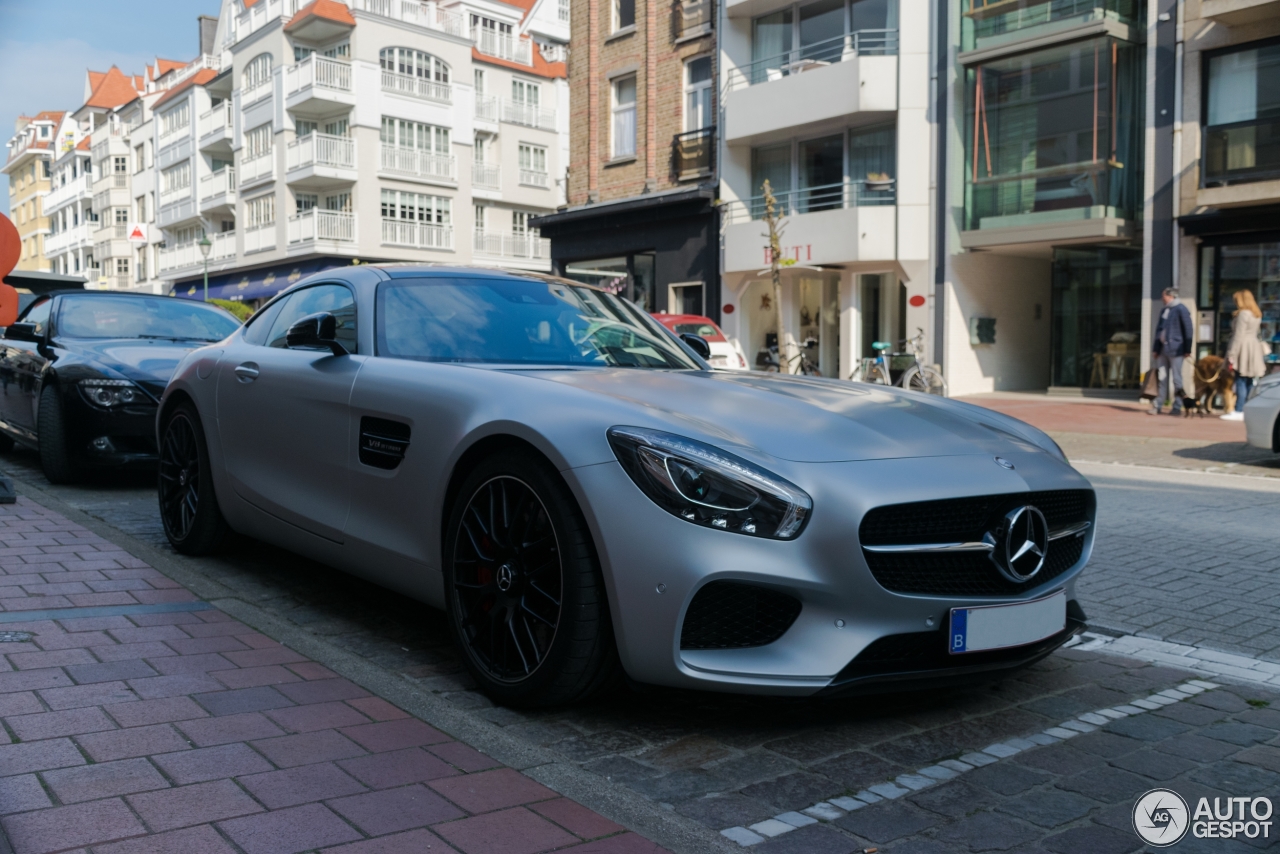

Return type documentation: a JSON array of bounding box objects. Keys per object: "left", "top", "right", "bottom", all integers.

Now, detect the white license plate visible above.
[{"left": 949, "top": 591, "right": 1066, "bottom": 654}]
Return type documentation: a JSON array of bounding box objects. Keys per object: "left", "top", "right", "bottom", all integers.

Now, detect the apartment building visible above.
[
  {"left": 2, "top": 112, "right": 67, "bottom": 273},
  {"left": 715, "top": 0, "right": 933, "bottom": 379},
  {"left": 532, "top": 0, "right": 719, "bottom": 318},
  {"left": 936, "top": 0, "right": 1149, "bottom": 394},
  {"left": 159, "top": 0, "right": 569, "bottom": 304},
  {"left": 1169, "top": 0, "right": 1280, "bottom": 366}
]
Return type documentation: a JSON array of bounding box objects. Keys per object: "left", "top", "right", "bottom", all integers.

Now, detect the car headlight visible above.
[
  {"left": 607, "top": 426, "right": 812, "bottom": 539},
  {"left": 78, "top": 379, "right": 146, "bottom": 408}
]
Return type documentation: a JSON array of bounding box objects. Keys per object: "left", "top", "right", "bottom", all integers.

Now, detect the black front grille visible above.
[
  {"left": 859, "top": 490, "right": 1093, "bottom": 597},
  {"left": 680, "top": 581, "right": 802, "bottom": 650}
]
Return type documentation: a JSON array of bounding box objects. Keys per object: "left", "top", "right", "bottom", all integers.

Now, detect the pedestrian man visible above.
[{"left": 1150, "top": 287, "right": 1193, "bottom": 416}]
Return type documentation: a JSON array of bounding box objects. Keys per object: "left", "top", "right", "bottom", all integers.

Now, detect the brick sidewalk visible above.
[
  {"left": 959, "top": 394, "right": 1248, "bottom": 441},
  {"left": 0, "top": 497, "right": 667, "bottom": 854}
]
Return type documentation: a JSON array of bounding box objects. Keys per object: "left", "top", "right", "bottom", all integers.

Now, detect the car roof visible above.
[{"left": 371, "top": 264, "right": 604, "bottom": 292}]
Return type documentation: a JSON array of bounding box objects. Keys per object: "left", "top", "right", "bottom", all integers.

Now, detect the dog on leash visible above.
[{"left": 1191, "top": 355, "right": 1234, "bottom": 416}]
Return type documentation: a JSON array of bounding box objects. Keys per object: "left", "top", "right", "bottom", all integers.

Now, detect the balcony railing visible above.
[
  {"left": 380, "top": 69, "right": 452, "bottom": 104},
  {"left": 475, "top": 95, "right": 499, "bottom": 122},
  {"left": 726, "top": 29, "right": 899, "bottom": 90},
  {"left": 380, "top": 144, "right": 455, "bottom": 181},
  {"left": 964, "top": 0, "right": 1140, "bottom": 46},
  {"left": 200, "top": 168, "right": 237, "bottom": 201},
  {"left": 45, "top": 224, "right": 92, "bottom": 256},
  {"left": 721, "top": 179, "right": 896, "bottom": 224},
  {"left": 240, "top": 150, "right": 275, "bottom": 186},
  {"left": 674, "top": 128, "right": 714, "bottom": 179},
  {"left": 159, "top": 116, "right": 191, "bottom": 143},
  {"left": 159, "top": 182, "right": 192, "bottom": 208},
  {"left": 244, "top": 222, "right": 277, "bottom": 254},
  {"left": 45, "top": 174, "right": 92, "bottom": 211},
  {"left": 1203, "top": 118, "right": 1280, "bottom": 187},
  {"left": 166, "top": 54, "right": 222, "bottom": 87},
  {"left": 472, "top": 162, "right": 501, "bottom": 189},
  {"left": 242, "top": 78, "right": 273, "bottom": 106},
  {"left": 381, "top": 218, "right": 453, "bottom": 250},
  {"left": 348, "top": 0, "right": 465, "bottom": 36},
  {"left": 675, "top": 0, "right": 712, "bottom": 38},
  {"left": 198, "top": 102, "right": 233, "bottom": 139},
  {"left": 519, "top": 169, "right": 550, "bottom": 187},
  {"left": 473, "top": 28, "right": 532, "bottom": 65},
  {"left": 286, "top": 55, "right": 353, "bottom": 97},
  {"left": 95, "top": 223, "right": 130, "bottom": 241},
  {"left": 288, "top": 133, "right": 356, "bottom": 172},
  {"left": 289, "top": 210, "right": 356, "bottom": 244},
  {"left": 473, "top": 230, "right": 549, "bottom": 260},
  {"left": 158, "top": 232, "right": 236, "bottom": 272},
  {"left": 502, "top": 101, "right": 556, "bottom": 130}
]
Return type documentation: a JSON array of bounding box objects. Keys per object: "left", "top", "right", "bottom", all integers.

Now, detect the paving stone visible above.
[
  {"left": 907, "top": 780, "right": 1000, "bottom": 819},
  {"left": 177, "top": 712, "right": 286, "bottom": 747},
  {"left": 810, "top": 751, "right": 905, "bottom": 792},
  {"left": 756, "top": 823, "right": 861, "bottom": 853},
  {"left": 319, "top": 827, "right": 453, "bottom": 854},
  {"left": 555, "top": 730, "right": 649, "bottom": 761},
  {"left": 997, "top": 789, "right": 1098, "bottom": 828},
  {"left": 676, "top": 792, "right": 777, "bottom": 830},
  {"left": 42, "top": 757, "right": 169, "bottom": 804},
  {"left": 274, "top": 677, "right": 371, "bottom": 705},
  {"left": 0, "top": 774, "right": 52, "bottom": 815},
  {"left": 1056, "top": 765, "right": 1151, "bottom": 803},
  {"left": 217, "top": 802, "right": 362, "bottom": 854},
  {"left": 239, "top": 762, "right": 368, "bottom": 809},
  {"left": 964, "top": 762, "right": 1052, "bottom": 796},
  {"left": 1202, "top": 722, "right": 1277, "bottom": 747},
  {"left": 36, "top": 682, "right": 139, "bottom": 711},
  {"left": 92, "top": 824, "right": 239, "bottom": 854},
  {"left": 1068, "top": 731, "right": 1144, "bottom": 758},
  {"left": 429, "top": 767, "right": 557, "bottom": 813},
  {"left": 0, "top": 738, "right": 85, "bottom": 776},
  {"left": 251, "top": 729, "right": 367, "bottom": 768},
  {"left": 7, "top": 706, "right": 116, "bottom": 741},
  {"left": 64, "top": 658, "right": 159, "bottom": 684},
  {"left": 192, "top": 686, "right": 295, "bottom": 717},
  {"left": 630, "top": 769, "right": 731, "bottom": 803},
  {"left": 128, "top": 778, "right": 264, "bottom": 832},
  {"left": 338, "top": 718, "right": 449, "bottom": 752},
  {"left": 531, "top": 797, "right": 626, "bottom": 840},
  {"left": 583, "top": 755, "right": 662, "bottom": 785},
  {"left": 337, "top": 746, "right": 459, "bottom": 788},
  {"left": 1190, "top": 757, "right": 1280, "bottom": 793},
  {"left": 1232, "top": 745, "right": 1280, "bottom": 773},
  {"left": 435, "top": 806, "right": 578, "bottom": 854},
  {"left": 834, "top": 800, "right": 940, "bottom": 843},
  {"left": 1110, "top": 748, "right": 1198, "bottom": 780},
  {"left": 152, "top": 742, "right": 274, "bottom": 785},
  {"left": 1013, "top": 745, "right": 1102, "bottom": 777},
  {"left": 740, "top": 772, "right": 839, "bottom": 813},
  {"left": 1153, "top": 733, "right": 1242, "bottom": 763},
  {"left": 129, "top": 673, "right": 227, "bottom": 700},
  {"left": 1042, "top": 824, "right": 1139, "bottom": 854},
  {"left": 640, "top": 735, "right": 732, "bottom": 770},
  {"left": 265, "top": 701, "right": 370, "bottom": 734},
  {"left": 1, "top": 797, "right": 146, "bottom": 854},
  {"left": 104, "top": 696, "right": 208, "bottom": 728}
]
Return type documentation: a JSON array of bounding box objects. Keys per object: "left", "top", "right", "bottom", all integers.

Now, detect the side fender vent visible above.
[
  {"left": 680, "top": 581, "right": 802, "bottom": 650},
  {"left": 359, "top": 417, "right": 411, "bottom": 470}
]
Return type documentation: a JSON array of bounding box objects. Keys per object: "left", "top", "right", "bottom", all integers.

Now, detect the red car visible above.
[{"left": 652, "top": 314, "right": 749, "bottom": 370}]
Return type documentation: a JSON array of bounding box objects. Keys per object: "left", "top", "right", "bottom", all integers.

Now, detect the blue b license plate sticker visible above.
[{"left": 950, "top": 591, "right": 1067, "bottom": 654}]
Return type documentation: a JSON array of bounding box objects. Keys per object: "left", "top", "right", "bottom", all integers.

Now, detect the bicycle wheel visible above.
[
  {"left": 855, "top": 363, "right": 890, "bottom": 385},
  {"left": 904, "top": 365, "right": 948, "bottom": 396}
]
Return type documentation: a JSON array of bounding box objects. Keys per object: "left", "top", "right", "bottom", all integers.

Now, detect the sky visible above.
[{"left": 0, "top": 0, "right": 219, "bottom": 215}]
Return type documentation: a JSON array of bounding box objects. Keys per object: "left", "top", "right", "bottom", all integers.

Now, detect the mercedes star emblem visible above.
[
  {"left": 994, "top": 457, "right": 1015, "bottom": 470},
  {"left": 496, "top": 563, "right": 515, "bottom": 592},
  {"left": 987, "top": 505, "right": 1049, "bottom": 583}
]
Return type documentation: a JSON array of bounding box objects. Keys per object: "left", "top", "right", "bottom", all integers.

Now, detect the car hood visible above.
[
  {"left": 60, "top": 338, "right": 205, "bottom": 398},
  {"left": 522, "top": 369, "right": 1058, "bottom": 463}
]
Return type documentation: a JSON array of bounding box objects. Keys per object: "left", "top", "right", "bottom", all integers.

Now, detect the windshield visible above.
[
  {"left": 377, "top": 278, "right": 702, "bottom": 369},
  {"left": 673, "top": 322, "right": 725, "bottom": 341},
  {"left": 57, "top": 296, "right": 241, "bottom": 342}
]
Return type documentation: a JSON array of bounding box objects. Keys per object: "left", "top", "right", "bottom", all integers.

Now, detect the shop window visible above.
[
  {"left": 1049, "top": 247, "right": 1142, "bottom": 387},
  {"left": 1203, "top": 38, "right": 1280, "bottom": 187},
  {"left": 964, "top": 37, "right": 1143, "bottom": 232},
  {"left": 1199, "top": 242, "right": 1280, "bottom": 362}
]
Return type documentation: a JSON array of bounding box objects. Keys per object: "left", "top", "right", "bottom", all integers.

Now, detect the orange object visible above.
[{"left": 0, "top": 214, "right": 20, "bottom": 326}]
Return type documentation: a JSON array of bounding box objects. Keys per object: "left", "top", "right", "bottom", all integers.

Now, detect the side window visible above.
[
  {"left": 21, "top": 299, "right": 52, "bottom": 336},
  {"left": 266, "top": 284, "right": 358, "bottom": 353},
  {"left": 241, "top": 299, "right": 287, "bottom": 346}
]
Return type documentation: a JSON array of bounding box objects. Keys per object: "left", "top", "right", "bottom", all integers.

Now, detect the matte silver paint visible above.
[{"left": 162, "top": 265, "right": 1096, "bottom": 696}]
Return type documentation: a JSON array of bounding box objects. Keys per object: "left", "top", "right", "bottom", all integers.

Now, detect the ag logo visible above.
[{"left": 1134, "top": 788, "right": 1189, "bottom": 847}]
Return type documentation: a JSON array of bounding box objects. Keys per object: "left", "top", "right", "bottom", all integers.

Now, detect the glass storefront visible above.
[
  {"left": 1050, "top": 246, "right": 1142, "bottom": 387},
  {"left": 1197, "top": 238, "right": 1280, "bottom": 364},
  {"left": 961, "top": 0, "right": 1141, "bottom": 52},
  {"left": 963, "top": 37, "right": 1144, "bottom": 232},
  {"left": 563, "top": 253, "right": 656, "bottom": 311}
]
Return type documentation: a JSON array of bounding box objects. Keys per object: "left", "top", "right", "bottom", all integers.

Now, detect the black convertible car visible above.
[{"left": 0, "top": 291, "right": 240, "bottom": 483}]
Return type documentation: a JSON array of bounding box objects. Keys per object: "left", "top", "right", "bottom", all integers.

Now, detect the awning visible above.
[{"left": 169, "top": 258, "right": 354, "bottom": 302}]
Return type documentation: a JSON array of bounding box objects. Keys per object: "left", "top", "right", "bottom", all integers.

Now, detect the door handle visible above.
[{"left": 234, "top": 362, "right": 260, "bottom": 382}]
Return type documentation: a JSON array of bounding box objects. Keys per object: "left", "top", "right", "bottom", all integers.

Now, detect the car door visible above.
[
  {"left": 215, "top": 283, "right": 363, "bottom": 542},
  {"left": 0, "top": 298, "right": 54, "bottom": 439}
]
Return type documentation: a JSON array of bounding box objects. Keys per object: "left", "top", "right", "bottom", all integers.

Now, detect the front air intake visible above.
[{"left": 679, "top": 581, "right": 802, "bottom": 650}]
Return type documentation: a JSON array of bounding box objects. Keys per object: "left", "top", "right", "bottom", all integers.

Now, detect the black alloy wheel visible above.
[
  {"left": 158, "top": 402, "right": 226, "bottom": 555},
  {"left": 445, "top": 451, "right": 617, "bottom": 707}
]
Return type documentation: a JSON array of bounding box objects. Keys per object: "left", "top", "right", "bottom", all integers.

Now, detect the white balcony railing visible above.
[
  {"left": 473, "top": 230, "right": 549, "bottom": 260},
  {"left": 240, "top": 150, "right": 275, "bottom": 185},
  {"left": 159, "top": 231, "right": 237, "bottom": 272},
  {"left": 45, "top": 224, "right": 92, "bottom": 257},
  {"left": 381, "top": 218, "right": 452, "bottom": 250},
  {"left": 198, "top": 102, "right": 233, "bottom": 139},
  {"left": 519, "top": 169, "right": 550, "bottom": 187},
  {"left": 472, "top": 162, "right": 500, "bottom": 189},
  {"left": 45, "top": 174, "right": 92, "bottom": 212},
  {"left": 502, "top": 101, "right": 556, "bottom": 130},
  {"left": 289, "top": 210, "right": 356, "bottom": 244},
  {"left": 244, "top": 222, "right": 277, "bottom": 254},
  {"left": 286, "top": 55, "right": 352, "bottom": 96},
  {"left": 473, "top": 28, "right": 532, "bottom": 65},
  {"left": 380, "top": 69, "right": 452, "bottom": 104},
  {"left": 347, "top": 0, "right": 465, "bottom": 36},
  {"left": 288, "top": 133, "right": 356, "bottom": 172},
  {"left": 159, "top": 182, "right": 192, "bottom": 208},
  {"left": 242, "top": 77, "right": 273, "bottom": 106},
  {"left": 200, "top": 168, "right": 236, "bottom": 201},
  {"left": 475, "top": 95, "right": 499, "bottom": 122},
  {"left": 380, "top": 144, "right": 455, "bottom": 181}
]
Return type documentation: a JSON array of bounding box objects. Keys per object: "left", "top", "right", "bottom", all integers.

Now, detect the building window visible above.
[
  {"left": 113, "top": 156, "right": 128, "bottom": 174},
  {"left": 1203, "top": 39, "right": 1280, "bottom": 187},
  {"left": 518, "top": 144, "right": 548, "bottom": 184},
  {"left": 135, "top": 195, "right": 147, "bottom": 222},
  {"left": 134, "top": 145, "right": 145, "bottom": 173},
  {"left": 474, "top": 69, "right": 486, "bottom": 94},
  {"left": 380, "top": 190, "right": 451, "bottom": 224},
  {"left": 296, "top": 120, "right": 317, "bottom": 138},
  {"left": 114, "top": 207, "right": 129, "bottom": 224},
  {"left": 115, "top": 258, "right": 130, "bottom": 275},
  {"left": 160, "top": 101, "right": 190, "bottom": 137},
  {"left": 380, "top": 118, "right": 450, "bottom": 152},
  {"left": 323, "top": 118, "right": 349, "bottom": 137},
  {"left": 325, "top": 192, "right": 351, "bottom": 212},
  {"left": 296, "top": 193, "right": 318, "bottom": 213},
  {"left": 244, "top": 53, "right": 273, "bottom": 92},
  {"left": 171, "top": 225, "right": 205, "bottom": 246},
  {"left": 42, "top": 160, "right": 50, "bottom": 178},
  {"left": 379, "top": 47, "right": 450, "bottom": 83},
  {"left": 684, "top": 56, "right": 713, "bottom": 132},
  {"left": 245, "top": 195, "right": 275, "bottom": 227},
  {"left": 475, "top": 204, "right": 486, "bottom": 229},
  {"left": 559, "top": 0, "right": 570, "bottom": 22},
  {"left": 564, "top": 253, "right": 655, "bottom": 311},
  {"left": 512, "top": 210, "right": 539, "bottom": 236},
  {"left": 161, "top": 161, "right": 191, "bottom": 195},
  {"left": 750, "top": 0, "right": 896, "bottom": 84},
  {"left": 612, "top": 76, "right": 637, "bottom": 159},
  {"left": 244, "top": 123, "right": 272, "bottom": 159},
  {"left": 615, "top": 0, "right": 635, "bottom": 30},
  {"left": 512, "top": 79, "right": 540, "bottom": 108}
]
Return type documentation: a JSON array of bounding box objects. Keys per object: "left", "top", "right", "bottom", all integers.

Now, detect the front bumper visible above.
[
  {"left": 565, "top": 450, "right": 1095, "bottom": 696},
  {"left": 62, "top": 388, "right": 159, "bottom": 467}
]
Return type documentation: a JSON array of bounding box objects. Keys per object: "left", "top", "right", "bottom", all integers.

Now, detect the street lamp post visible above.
[{"left": 197, "top": 235, "right": 212, "bottom": 302}]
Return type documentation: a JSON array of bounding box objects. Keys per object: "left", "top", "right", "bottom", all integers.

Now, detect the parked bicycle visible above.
[
  {"left": 756, "top": 335, "right": 822, "bottom": 376},
  {"left": 849, "top": 328, "right": 947, "bottom": 395}
]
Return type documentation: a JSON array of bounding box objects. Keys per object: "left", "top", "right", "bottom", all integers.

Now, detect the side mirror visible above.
[
  {"left": 679, "top": 332, "right": 712, "bottom": 360},
  {"left": 286, "top": 312, "right": 348, "bottom": 356},
  {"left": 3, "top": 322, "right": 38, "bottom": 343}
]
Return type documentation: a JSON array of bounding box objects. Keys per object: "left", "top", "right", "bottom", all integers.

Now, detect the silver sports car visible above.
[{"left": 159, "top": 266, "right": 1096, "bottom": 706}]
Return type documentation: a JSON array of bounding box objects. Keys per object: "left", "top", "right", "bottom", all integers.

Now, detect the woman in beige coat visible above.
[{"left": 1223, "top": 289, "right": 1267, "bottom": 421}]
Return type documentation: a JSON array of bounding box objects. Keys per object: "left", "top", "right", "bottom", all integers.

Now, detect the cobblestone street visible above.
[{"left": 0, "top": 425, "right": 1276, "bottom": 853}]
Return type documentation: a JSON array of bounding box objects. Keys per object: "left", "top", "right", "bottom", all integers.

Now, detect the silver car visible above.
[
  {"left": 158, "top": 266, "right": 1096, "bottom": 706},
  {"left": 1245, "top": 371, "right": 1280, "bottom": 453}
]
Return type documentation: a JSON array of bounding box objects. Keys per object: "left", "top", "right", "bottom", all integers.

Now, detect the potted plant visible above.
[{"left": 865, "top": 172, "right": 894, "bottom": 192}]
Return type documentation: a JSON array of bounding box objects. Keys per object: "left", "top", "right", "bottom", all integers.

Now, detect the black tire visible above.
[
  {"left": 37, "top": 385, "right": 82, "bottom": 484},
  {"left": 444, "top": 449, "right": 618, "bottom": 707},
  {"left": 0, "top": 433, "right": 14, "bottom": 453},
  {"left": 158, "top": 402, "right": 227, "bottom": 555}
]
